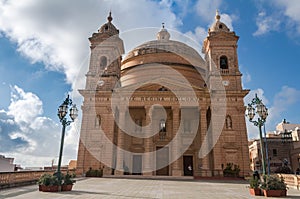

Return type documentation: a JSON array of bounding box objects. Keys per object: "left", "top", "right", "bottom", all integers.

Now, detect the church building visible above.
[{"left": 76, "top": 11, "right": 250, "bottom": 177}]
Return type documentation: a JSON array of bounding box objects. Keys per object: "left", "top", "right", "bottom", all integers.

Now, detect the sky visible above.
[{"left": 0, "top": 0, "right": 300, "bottom": 168}]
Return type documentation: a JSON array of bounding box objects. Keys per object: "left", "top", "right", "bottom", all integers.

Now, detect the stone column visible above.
[
  {"left": 200, "top": 105, "right": 210, "bottom": 176},
  {"left": 143, "top": 105, "right": 153, "bottom": 176},
  {"left": 115, "top": 106, "right": 126, "bottom": 175},
  {"left": 171, "top": 106, "right": 182, "bottom": 176}
]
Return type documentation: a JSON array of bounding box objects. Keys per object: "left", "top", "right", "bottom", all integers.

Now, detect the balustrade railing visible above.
[
  {"left": 0, "top": 170, "right": 67, "bottom": 189},
  {"left": 277, "top": 174, "right": 300, "bottom": 190}
]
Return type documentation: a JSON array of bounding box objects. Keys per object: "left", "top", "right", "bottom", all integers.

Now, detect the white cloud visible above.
[
  {"left": 7, "top": 85, "right": 43, "bottom": 124},
  {"left": 0, "top": 0, "right": 181, "bottom": 96},
  {"left": 0, "top": 85, "right": 79, "bottom": 167},
  {"left": 240, "top": 65, "right": 251, "bottom": 86},
  {"left": 184, "top": 26, "right": 207, "bottom": 53},
  {"left": 268, "top": 86, "right": 300, "bottom": 124},
  {"left": 195, "top": 0, "right": 222, "bottom": 22},
  {"left": 220, "top": 13, "right": 234, "bottom": 31},
  {"left": 253, "top": 11, "right": 281, "bottom": 36},
  {"left": 185, "top": 26, "right": 207, "bottom": 45},
  {"left": 274, "top": 0, "right": 300, "bottom": 30}
]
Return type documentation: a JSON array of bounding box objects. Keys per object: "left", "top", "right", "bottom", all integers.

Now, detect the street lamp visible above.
[
  {"left": 56, "top": 95, "right": 78, "bottom": 188},
  {"left": 246, "top": 94, "right": 268, "bottom": 176}
]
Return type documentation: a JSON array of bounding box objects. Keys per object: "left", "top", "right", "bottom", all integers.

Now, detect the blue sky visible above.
[{"left": 0, "top": 0, "right": 300, "bottom": 167}]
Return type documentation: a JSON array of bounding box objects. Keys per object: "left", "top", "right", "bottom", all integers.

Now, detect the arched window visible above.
[
  {"left": 159, "top": 119, "right": 166, "bottom": 139},
  {"left": 206, "top": 107, "right": 211, "bottom": 130},
  {"left": 95, "top": 114, "right": 101, "bottom": 128},
  {"left": 160, "top": 119, "right": 166, "bottom": 132},
  {"left": 100, "top": 56, "right": 107, "bottom": 70},
  {"left": 135, "top": 119, "right": 142, "bottom": 133},
  {"left": 226, "top": 115, "right": 232, "bottom": 129},
  {"left": 220, "top": 56, "right": 228, "bottom": 69}
]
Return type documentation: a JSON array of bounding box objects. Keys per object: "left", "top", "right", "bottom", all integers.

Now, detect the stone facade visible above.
[
  {"left": 76, "top": 11, "right": 250, "bottom": 177},
  {"left": 249, "top": 120, "right": 300, "bottom": 174}
]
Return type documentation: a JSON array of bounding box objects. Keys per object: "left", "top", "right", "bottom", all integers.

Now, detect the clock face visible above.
[
  {"left": 97, "top": 80, "right": 105, "bottom": 87},
  {"left": 222, "top": 80, "right": 229, "bottom": 86}
]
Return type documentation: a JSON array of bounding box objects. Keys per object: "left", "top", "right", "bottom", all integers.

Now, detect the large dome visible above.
[
  {"left": 123, "top": 39, "right": 204, "bottom": 68},
  {"left": 120, "top": 27, "right": 207, "bottom": 90}
]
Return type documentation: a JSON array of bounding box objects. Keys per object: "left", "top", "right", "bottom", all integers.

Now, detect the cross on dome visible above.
[
  {"left": 107, "top": 11, "right": 113, "bottom": 22},
  {"left": 215, "top": 9, "right": 221, "bottom": 21}
]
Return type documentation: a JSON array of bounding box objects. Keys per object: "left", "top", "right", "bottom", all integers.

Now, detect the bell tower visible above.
[
  {"left": 202, "top": 10, "right": 242, "bottom": 91},
  {"left": 85, "top": 12, "right": 124, "bottom": 91},
  {"left": 202, "top": 10, "right": 250, "bottom": 176},
  {"left": 77, "top": 12, "right": 124, "bottom": 175}
]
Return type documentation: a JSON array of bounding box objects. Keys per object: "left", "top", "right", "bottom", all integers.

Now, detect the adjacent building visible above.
[
  {"left": 76, "top": 11, "right": 250, "bottom": 177},
  {"left": 0, "top": 155, "right": 15, "bottom": 172},
  {"left": 249, "top": 119, "right": 300, "bottom": 174}
]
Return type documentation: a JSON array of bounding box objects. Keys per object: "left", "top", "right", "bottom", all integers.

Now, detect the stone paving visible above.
[{"left": 1, "top": 177, "right": 300, "bottom": 199}]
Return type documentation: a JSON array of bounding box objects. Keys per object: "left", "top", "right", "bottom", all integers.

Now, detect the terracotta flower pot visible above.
[
  {"left": 249, "top": 188, "right": 261, "bottom": 196},
  {"left": 39, "top": 185, "right": 59, "bottom": 192},
  {"left": 62, "top": 184, "right": 73, "bottom": 191},
  {"left": 281, "top": 190, "right": 287, "bottom": 196},
  {"left": 263, "top": 189, "right": 283, "bottom": 197}
]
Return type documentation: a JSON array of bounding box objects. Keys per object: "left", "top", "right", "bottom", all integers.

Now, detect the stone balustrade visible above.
[
  {"left": 277, "top": 174, "right": 300, "bottom": 190},
  {"left": 0, "top": 170, "right": 57, "bottom": 189}
]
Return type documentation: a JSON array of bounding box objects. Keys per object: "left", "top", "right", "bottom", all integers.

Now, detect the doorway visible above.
[
  {"left": 132, "top": 155, "right": 142, "bottom": 175},
  {"left": 183, "top": 156, "right": 193, "bottom": 176}
]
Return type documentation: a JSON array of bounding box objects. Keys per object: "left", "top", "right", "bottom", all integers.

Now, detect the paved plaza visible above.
[{"left": 1, "top": 177, "right": 300, "bottom": 199}]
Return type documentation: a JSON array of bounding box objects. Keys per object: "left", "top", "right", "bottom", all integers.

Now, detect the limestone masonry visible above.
[{"left": 76, "top": 11, "right": 250, "bottom": 177}]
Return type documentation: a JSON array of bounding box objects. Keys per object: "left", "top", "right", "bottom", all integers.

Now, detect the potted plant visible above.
[
  {"left": 38, "top": 174, "right": 59, "bottom": 192},
  {"left": 248, "top": 176, "right": 261, "bottom": 196},
  {"left": 260, "top": 175, "right": 288, "bottom": 197},
  {"left": 61, "top": 172, "right": 76, "bottom": 191}
]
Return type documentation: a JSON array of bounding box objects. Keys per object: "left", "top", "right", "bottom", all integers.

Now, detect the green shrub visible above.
[
  {"left": 223, "top": 163, "right": 240, "bottom": 177},
  {"left": 260, "top": 175, "right": 287, "bottom": 190},
  {"left": 249, "top": 176, "right": 260, "bottom": 189},
  {"left": 38, "top": 174, "right": 59, "bottom": 186},
  {"left": 62, "top": 172, "right": 76, "bottom": 185},
  {"left": 86, "top": 167, "right": 103, "bottom": 177}
]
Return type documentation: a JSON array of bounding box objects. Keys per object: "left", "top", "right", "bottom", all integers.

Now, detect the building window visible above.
[
  {"left": 158, "top": 86, "right": 168, "bottom": 91},
  {"left": 226, "top": 115, "right": 232, "bottom": 129},
  {"left": 95, "top": 114, "right": 101, "bottom": 128},
  {"left": 135, "top": 119, "right": 142, "bottom": 133},
  {"left": 184, "top": 120, "right": 191, "bottom": 133},
  {"left": 100, "top": 56, "right": 107, "bottom": 70},
  {"left": 160, "top": 119, "right": 166, "bottom": 132},
  {"left": 273, "top": 149, "right": 277, "bottom": 157},
  {"left": 159, "top": 119, "right": 166, "bottom": 139},
  {"left": 220, "top": 55, "right": 228, "bottom": 69}
]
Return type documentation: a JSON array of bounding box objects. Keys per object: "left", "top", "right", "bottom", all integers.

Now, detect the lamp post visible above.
[
  {"left": 56, "top": 95, "right": 78, "bottom": 188},
  {"left": 246, "top": 94, "right": 268, "bottom": 176}
]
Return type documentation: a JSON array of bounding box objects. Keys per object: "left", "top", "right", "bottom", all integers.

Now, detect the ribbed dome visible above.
[
  {"left": 121, "top": 39, "right": 206, "bottom": 90},
  {"left": 123, "top": 39, "right": 204, "bottom": 69}
]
